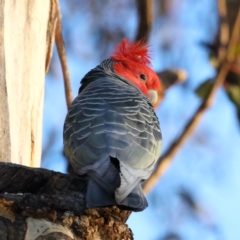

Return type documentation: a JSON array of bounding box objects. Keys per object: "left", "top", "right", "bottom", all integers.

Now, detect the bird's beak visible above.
[{"left": 148, "top": 90, "right": 158, "bottom": 105}]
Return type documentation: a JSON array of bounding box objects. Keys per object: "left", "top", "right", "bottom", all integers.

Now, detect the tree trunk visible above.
[
  {"left": 0, "top": 163, "right": 133, "bottom": 240},
  {"left": 0, "top": 0, "right": 50, "bottom": 167}
]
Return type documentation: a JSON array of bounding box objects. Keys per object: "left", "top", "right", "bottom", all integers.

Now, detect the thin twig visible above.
[
  {"left": 45, "top": 0, "right": 58, "bottom": 73},
  {"left": 135, "top": 0, "right": 153, "bottom": 42},
  {"left": 143, "top": 9, "right": 240, "bottom": 195},
  {"left": 154, "top": 69, "right": 187, "bottom": 108},
  {"left": 217, "top": 0, "right": 229, "bottom": 63},
  {"left": 55, "top": 0, "right": 73, "bottom": 109},
  {"left": 45, "top": 0, "right": 73, "bottom": 109}
]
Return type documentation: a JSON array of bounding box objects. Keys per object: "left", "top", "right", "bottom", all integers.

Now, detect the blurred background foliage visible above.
[{"left": 44, "top": 0, "right": 240, "bottom": 239}]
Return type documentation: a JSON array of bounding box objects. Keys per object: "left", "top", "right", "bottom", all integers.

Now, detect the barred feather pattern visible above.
[{"left": 63, "top": 59, "right": 162, "bottom": 211}]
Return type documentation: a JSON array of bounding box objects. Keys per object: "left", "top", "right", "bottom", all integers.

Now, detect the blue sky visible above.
[{"left": 43, "top": 1, "right": 240, "bottom": 239}]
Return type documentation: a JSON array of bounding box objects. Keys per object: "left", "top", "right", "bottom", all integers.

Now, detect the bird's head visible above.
[{"left": 111, "top": 39, "right": 161, "bottom": 105}]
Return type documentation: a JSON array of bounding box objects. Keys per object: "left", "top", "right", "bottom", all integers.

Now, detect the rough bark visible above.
[
  {"left": 0, "top": 0, "right": 50, "bottom": 167},
  {"left": 0, "top": 163, "right": 133, "bottom": 240},
  {"left": 0, "top": 0, "right": 11, "bottom": 163}
]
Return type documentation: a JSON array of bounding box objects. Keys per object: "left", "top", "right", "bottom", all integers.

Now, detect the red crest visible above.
[{"left": 111, "top": 39, "right": 152, "bottom": 66}]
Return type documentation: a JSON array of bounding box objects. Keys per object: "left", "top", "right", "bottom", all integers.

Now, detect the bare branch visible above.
[
  {"left": 153, "top": 69, "right": 187, "bottom": 109},
  {"left": 45, "top": 0, "right": 73, "bottom": 109},
  {"left": 45, "top": 0, "right": 58, "bottom": 73},
  {"left": 157, "top": 70, "right": 188, "bottom": 90},
  {"left": 226, "top": 0, "right": 240, "bottom": 34},
  {"left": 55, "top": 0, "right": 73, "bottom": 109},
  {"left": 217, "top": 0, "right": 229, "bottom": 63},
  {"left": 135, "top": 0, "right": 153, "bottom": 41},
  {"left": 143, "top": 9, "right": 240, "bottom": 195}
]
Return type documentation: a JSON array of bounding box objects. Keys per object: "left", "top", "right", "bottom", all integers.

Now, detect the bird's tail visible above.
[
  {"left": 84, "top": 157, "right": 148, "bottom": 211},
  {"left": 85, "top": 156, "right": 120, "bottom": 209},
  {"left": 86, "top": 176, "right": 148, "bottom": 211},
  {"left": 118, "top": 183, "right": 148, "bottom": 212},
  {"left": 86, "top": 178, "right": 116, "bottom": 208}
]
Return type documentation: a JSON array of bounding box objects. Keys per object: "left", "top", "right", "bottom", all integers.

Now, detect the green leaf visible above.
[
  {"left": 229, "top": 43, "right": 240, "bottom": 59},
  {"left": 195, "top": 79, "right": 214, "bottom": 100},
  {"left": 226, "top": 85, "right": 240, "bottom": 111}
]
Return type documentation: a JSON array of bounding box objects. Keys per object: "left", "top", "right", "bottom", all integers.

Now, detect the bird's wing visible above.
[{"left": 64, "top": 75, "right": 161, "bottom": 172}]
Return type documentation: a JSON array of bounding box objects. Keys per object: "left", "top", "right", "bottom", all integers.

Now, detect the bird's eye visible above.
[{"left": 140, "top": 74, "right": 147, "bottom": 81}]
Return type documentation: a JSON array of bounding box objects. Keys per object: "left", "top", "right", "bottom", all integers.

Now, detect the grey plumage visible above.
[{"left": 63, "top": 59, "right": 162, "bottom": 211}]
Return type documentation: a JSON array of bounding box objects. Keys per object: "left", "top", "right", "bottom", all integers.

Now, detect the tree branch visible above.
[
  {"left": 143, "top": 9, "right": 240, "bottom": 195},
  {"left": 45, "top": 0, "right": 73, "bottom": 110},
  {"left": 135, "top": 0, "right": 153, "bottom": 41},
  {"left": 55, "top": 0, "right": 73, "bottom": 109},
  {"left": 217, "top": 0, "right": 230, "bottom": 63},
  {"left": 153, "top": 69, "right": 187, "bottom": 109},
  {"left": 45, "top": 0, "right": 58, "bottom": 73}
]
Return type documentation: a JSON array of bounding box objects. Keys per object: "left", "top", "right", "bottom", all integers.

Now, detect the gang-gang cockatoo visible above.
[{"left": 63, "top": 39, "right": 162, "bottom": 211}]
